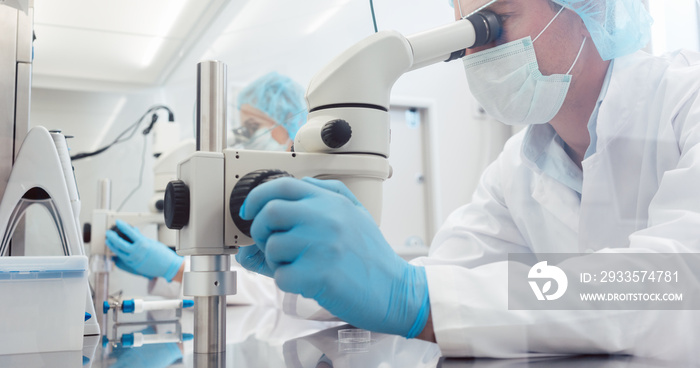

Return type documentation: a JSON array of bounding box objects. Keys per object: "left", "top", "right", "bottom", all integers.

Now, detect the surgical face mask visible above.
[
  {"left": 462, "top": 7, "right": 587, "bottom": 126},
  {"left": 235, "top": 125, "right": 289, "bottom": 151},
  {"left": 230, "top": 125, "right": 253, "bottom": 147}
]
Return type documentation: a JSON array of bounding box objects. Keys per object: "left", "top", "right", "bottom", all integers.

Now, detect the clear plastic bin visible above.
[{"left": 0, "top": 256, "right": 88, "bottom": 355}]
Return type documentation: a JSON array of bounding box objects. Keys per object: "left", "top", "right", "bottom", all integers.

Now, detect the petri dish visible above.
[{"left": 338, "top": 328, "right": 371, "bottom": 353}]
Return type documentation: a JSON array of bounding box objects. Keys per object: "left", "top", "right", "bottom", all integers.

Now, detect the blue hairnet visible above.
[
  {"left": 237, "top": 72, "right": 308, "bottom": 140},
  {"left": 550, "top": 0, "right": 653, "bottom": 60}
]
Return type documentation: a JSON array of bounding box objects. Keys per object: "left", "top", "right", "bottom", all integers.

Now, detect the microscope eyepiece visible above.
[
  {"left": 466, "top": 10, "right": 502, "bottom": 49},
  {"left": 445, "top": 10, "right": 503, "bottom": 62}
]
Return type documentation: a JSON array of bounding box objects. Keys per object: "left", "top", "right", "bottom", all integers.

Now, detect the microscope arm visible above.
[{"left": 295, "top": 12, "right": 501, "bottom": 157}]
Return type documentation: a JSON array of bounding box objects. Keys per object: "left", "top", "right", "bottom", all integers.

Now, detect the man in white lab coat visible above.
[{"left": 236, "top": 0, "right": 700, "bottom": 360}]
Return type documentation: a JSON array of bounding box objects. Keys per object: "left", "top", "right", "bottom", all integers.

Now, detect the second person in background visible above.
[{"left": 231, "top": 71, "right": 307, "bottom": 152}]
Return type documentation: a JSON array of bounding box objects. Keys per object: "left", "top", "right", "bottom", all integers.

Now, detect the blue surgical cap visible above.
[
  {"left": 552, "top": 0, "right": 653, "bottom": 60},
  {"left": 237, "top": 72, "right": 308, "bottom": 140}
]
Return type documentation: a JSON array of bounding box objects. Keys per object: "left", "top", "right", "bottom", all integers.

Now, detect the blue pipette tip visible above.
[
  {"left": 122, "top": 299, "right": 135, "bottom": 313},
  {"left": 182, "top": 333, "right": 194, "bottom": 342},
  {"left": 84, "top": 312, "right": 91, "bottom": 321},
  {"left": 121, "top": 333, "right": 134, "bottom": 348},
  {"left": 101, "top": 335, "right": 109, "bottom": 347},
  {"left": 103, "top": 301, "right": 110, "bottom": 314},
  {"left": 183, "top": 299, "right": 194, "bottom": 308},
  {"left": 82, "top": 356, "right": 90, "bottom": 365}
]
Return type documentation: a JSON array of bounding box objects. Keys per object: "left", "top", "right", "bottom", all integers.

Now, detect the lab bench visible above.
[{"left": 0, "top": 304, "right": 693, "bottom": 367}]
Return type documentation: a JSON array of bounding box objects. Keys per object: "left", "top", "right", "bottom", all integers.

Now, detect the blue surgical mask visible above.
[{"left": 462, "top": 7, "right": 587, "bottom": 126}]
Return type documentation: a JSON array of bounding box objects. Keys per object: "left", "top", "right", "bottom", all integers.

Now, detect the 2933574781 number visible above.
[{"left": 600, "top": 270, "right": 678, "bottom": 283}]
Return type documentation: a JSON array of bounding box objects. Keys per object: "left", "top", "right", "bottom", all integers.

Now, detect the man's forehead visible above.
[{"left": 457, "top": 0, "right": 515, "bottom": 15}]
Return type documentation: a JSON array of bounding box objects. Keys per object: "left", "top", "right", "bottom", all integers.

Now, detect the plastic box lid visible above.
[{"left": 0, "top": 255, "right": 87, "bottom": 272}]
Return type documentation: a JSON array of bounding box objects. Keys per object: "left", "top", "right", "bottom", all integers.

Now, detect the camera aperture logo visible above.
[{"left": 528, "top": 261, "right": 568, "bottom": 301}]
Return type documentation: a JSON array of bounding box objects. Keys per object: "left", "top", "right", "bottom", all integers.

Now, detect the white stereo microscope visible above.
[{"left": 164, "top": 10, "right": 501, "bottom": 357}]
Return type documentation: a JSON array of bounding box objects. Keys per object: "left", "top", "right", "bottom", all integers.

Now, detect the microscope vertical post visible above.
[
  {"left": 93, "top": 178, "right": 112, "bottom": 332},
  {"left": 192, "top": 60, "right": 229, "bottom": 355}
]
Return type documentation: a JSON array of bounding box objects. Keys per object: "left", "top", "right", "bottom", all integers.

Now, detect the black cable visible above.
[
  {"left": 369, "top": 0, "right": 378, "bottom": 33},
  {"left": 71, "top": 115, "right": 141, "bottom": 161},
  {"left": 116, "top": 133, "right": 148, "bottom": 212},
  {"left": 142, "top": 113, "right": 159, "bottom": 136},
  {"left": 70, "top": 105, "right": 174, "bottom": 161}
]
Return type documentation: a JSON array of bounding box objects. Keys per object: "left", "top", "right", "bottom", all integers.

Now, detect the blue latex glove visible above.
[
  {"left": 106, "top": 220, "right": 184, "bottom": 282},
  {"left": 236, "top": 177, "right": 430, "bottom": 338}
]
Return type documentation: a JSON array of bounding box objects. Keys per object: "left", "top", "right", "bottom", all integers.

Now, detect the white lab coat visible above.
[{"left": 412, "top": 49, "right": 700, "bottom": 359}]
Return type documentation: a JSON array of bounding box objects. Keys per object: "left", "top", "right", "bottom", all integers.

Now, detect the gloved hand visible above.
[
  {"left": 236, "top": 177, "right": 430, "bottom": 338},
  {"left": 106, "top": 220, "right": 184, "bottom": 282}
]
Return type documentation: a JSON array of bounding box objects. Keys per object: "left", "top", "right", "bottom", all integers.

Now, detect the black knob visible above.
[
  {"left": 83, "top": 223, "right": 91, "bottom": 243},
  {"left": 155, "top": 199, "right": 164, "bottom": 212},
  {"left": 109, "top": 225, "right": 132, "bottom": 242},
  {"left": 321, "top": 119, "right": 352, "bottom": 149},
  {"left": 229, "top": 169, "right": 293, "bottom": 237},
  {"left": 467, "top": 10, "right": 502, "bottom": 48},
  {"left": 164, "top": 180, "right": 190, "bottom": 230}
]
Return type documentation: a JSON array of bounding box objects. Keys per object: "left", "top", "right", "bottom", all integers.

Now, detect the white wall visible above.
[{"left": 648, "top": 0, "right": 700, "bottom": 54}]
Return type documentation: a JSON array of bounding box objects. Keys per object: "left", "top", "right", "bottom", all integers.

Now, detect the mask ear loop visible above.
[
  {"left": 530, "top": 5, "right": 586, "bottom": 76},
  {"left": 566, "top": 37, "right": 587, "bottom": 75},
  {"left": 533, "top": 5, "right": 566, "bottom": 42},
  {"left": 244, "top": 124, "right": 281, "bottom": 147},
  {"left": 457, "top": 0, "right": 465, "bottom": 19}
]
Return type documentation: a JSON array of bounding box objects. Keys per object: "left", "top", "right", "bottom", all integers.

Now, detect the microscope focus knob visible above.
[
  {"left": 164, "top": 180, "right": 190, "bottom": 230},
  {"left": 82, "top": 223, "right": 91, "bottom": 243},
  {"left": 230, "top": 169, "right": 293, "bottom": 237},
  {"left": 321, "top": 119, "right": 352, "bottom": 149}
]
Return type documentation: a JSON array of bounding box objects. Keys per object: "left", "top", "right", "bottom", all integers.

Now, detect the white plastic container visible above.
[{"left": 0, "top": 256, "right": 88, "bottom": 355}]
